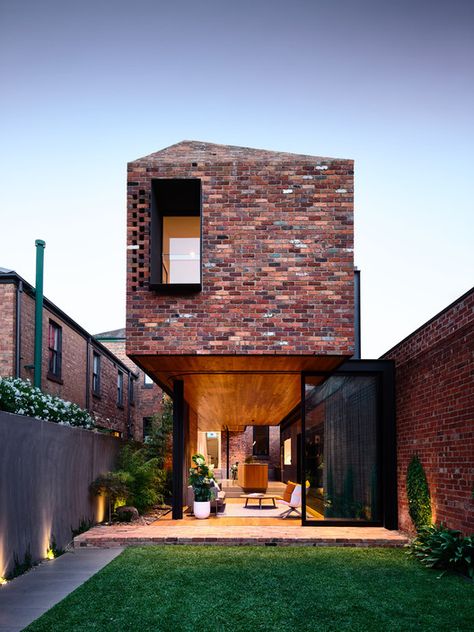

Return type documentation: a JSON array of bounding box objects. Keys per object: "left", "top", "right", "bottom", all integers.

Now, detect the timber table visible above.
[{"left": 240, "top": 493, "right": 278, "bottom": 509}]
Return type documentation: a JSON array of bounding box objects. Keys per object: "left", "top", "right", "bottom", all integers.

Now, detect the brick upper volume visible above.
[{"left": 126, "top": 141, "right": 354, "bottom": 357}]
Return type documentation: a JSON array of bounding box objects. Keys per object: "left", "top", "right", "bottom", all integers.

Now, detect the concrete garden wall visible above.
[{"left": 0, "top": 411, "right": 121, "bottom": 577}]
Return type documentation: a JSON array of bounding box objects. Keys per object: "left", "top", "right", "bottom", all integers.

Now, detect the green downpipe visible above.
[{"left": 34, "top": 239, "right": 46, "bottom": 389}]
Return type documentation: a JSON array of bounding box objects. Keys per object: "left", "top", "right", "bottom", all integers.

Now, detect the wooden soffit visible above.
[{"left": 131, "top": 354, "right": 346, "bottom": 432}]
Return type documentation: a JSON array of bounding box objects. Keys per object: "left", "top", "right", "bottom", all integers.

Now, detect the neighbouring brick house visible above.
[
  {"left": 125, "top": 140, "right": 397, "bottom": 526},
  {"left": 94, "top": 328, "right": 164, "bottom": 441},
  {"left": 0, "top": 267, "right": 161, "bottom": 441},
  {"left": 383, "top": 287, "right": 474, "bottom": 534}
]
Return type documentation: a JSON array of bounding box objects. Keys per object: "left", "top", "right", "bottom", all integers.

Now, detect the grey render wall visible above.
[{"left": 0, "top": 412, "right": 121, "bottom": 577}]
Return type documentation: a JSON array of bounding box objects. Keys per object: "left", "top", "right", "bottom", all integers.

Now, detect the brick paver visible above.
[{"left": 75, "top": 523, "right": 408, "bottom": 548}]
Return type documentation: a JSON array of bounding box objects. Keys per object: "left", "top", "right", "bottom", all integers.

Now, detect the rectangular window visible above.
[
  {"left": 92, "top": 352, "right": 101, "bottom": 396},
  {"left": 151, "top": 178, "right": 201, "bottom": 289},
  {"left": 129, "top": 377, "right": 135, "bottom": 405},
  {"left": 117, "top": 371, "right": 124, "bottom": 407},
  {"left": 253, "top": 426, "right": 269, "bottom": 457},
  {"left": 143, "top": 416, "right": 153, "bottom": 441},
  {"left": 144, "top": 373, "right": 153, "bottom": 388},
  {"left": 48, "top": 321, "right": 62, "bottom": 380}
]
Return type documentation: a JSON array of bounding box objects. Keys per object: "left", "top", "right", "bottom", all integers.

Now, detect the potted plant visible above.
[{"left": 188, "top": 453, "right": 215, "bottom": 519}]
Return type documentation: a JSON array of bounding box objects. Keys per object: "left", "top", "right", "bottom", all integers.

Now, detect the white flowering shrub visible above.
[{"left": 0, "top": 377, "right": 95, "bottom": 429}]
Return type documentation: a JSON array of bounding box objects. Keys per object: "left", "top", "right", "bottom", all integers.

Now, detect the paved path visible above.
[{"left": 0, "top": 548, "right": 123, "bottom": 632}]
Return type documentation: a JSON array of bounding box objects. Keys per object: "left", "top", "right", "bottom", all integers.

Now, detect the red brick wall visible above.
[
  {"left": 384, "top": 288, "right": 474, "bottom": 534},
  {"left": 126, "top": 141, "right": 354, "bottom": 357},
  {"left": 0, "top": 284, "right": 16, "bottom": 376},
  {"left": 0, "top": 279, "right": 132, "bottom": 438},
  {"left": 222, "top": 425, "right": 281, "bottom": 479},
  {"left": 88, "top": 347, "right": 130, "bottom": 437},
  {"left": 99, "top": 338, "right": 164, "bottom": 440}
]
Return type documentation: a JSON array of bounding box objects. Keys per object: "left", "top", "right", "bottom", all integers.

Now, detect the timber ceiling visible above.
[{"left": 133, "top": 355, "right": 345, "bottom": 431}]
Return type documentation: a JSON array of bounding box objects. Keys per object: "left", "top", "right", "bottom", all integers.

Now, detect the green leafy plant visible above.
[
  {"left": 116, "top": 443, "right": 166, "bottom": 513},
  {"left": 230, "top": 462, "right": 239, "bottom": 480},
  {"left": 0, "top": 376, "right": 95, "bottom": 428},
  {"left": 89, "top": 471, "right": 132, "bottom": 522},
  {"left": 188, "top": 453, "right": 215, "bottom": 502},
  {"left": 143, "top": 396, "right": 173, "bottom": 468},
  {"left": 407, "top": 454, "right": 432, "bottom": 531},
  {"left": 46, "top": 536, "right": 65, "bottom": 559},
  {"left": 410, "top": 524, "right": 474, "bottom": 578},
  {"left": 7, "top": 546, "right": 34, "bottom": 580}
]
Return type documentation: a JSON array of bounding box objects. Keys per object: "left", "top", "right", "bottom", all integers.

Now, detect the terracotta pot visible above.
[{"left": 193, "top": 501, "right": 211, "bottom": 519}]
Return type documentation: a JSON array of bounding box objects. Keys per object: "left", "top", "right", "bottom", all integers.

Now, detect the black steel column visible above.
[
  {"left": 300, "top": 373, "right": 306, "bottom": 523},
  {"left": 172, "top": 379, "right": 184, "bottom": 520},
  {"left": 353, "top": 268, "right": 361, "bottom": 359}
]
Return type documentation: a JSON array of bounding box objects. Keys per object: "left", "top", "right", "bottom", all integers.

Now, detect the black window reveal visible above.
[
  {"left": 143, "top": 416, "right": 153, "bottom": 441},
  {"left": 253, "top": 426, "right": 270, "bottom": 457},
  {"left": 48, "top": 321, "right": 62, "bottom": 379},
  {"left": 151, "top": 179, "right": 201, "bottom": 289},
  {"left": 144, "top": 373, "right": 153, "bottom": 388},
  {"left": 129, "top": 377, "right": 135, "bottom": 405},
  {"left": 92, "top": 352, "right": 101, "bottom": 396},
  {"left": 117, "top": 371, "right": 124, "bottom": 407}
]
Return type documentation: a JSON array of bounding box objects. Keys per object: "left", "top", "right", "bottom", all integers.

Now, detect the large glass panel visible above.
[
  {"left": 304, "top": 375, "right": 380, "bottom": 522},
  {"left": 162, "top": 216, "right": 200, "bottom": 284}
]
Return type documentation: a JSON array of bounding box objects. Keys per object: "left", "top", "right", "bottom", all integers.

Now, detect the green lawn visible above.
[{"left": 26, "top": 546, "right": 473, "bottom": 632}]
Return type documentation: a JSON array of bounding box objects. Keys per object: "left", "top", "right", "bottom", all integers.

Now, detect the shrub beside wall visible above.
[
  {"left": 407, "top": 454, "right": 432, "bottom": 532},
  {"left": 0, "top": 377, "right": 94, "bottom": 428}
]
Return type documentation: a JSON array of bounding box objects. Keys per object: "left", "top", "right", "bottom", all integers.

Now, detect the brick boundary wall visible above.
[{"left": 383, "top": 288, "right": 474, "bottom": 534}]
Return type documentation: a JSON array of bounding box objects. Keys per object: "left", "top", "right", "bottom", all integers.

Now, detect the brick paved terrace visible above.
[{"left": 75, "top": 520, "right": 408, "bottom": 548}]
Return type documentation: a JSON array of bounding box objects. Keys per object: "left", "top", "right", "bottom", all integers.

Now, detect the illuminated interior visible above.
[{"left": 162, "top": 216, "right": 200, "bottom": 284}]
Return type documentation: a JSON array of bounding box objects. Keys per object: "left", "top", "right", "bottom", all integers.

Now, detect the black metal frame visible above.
[
  {"left": 150, "top": 178, "right": 203, "bottom": 292},
  {"left": 172, "top": 379, "right": 185, "bottom": 520},
  {"left": 300, "top": 359, "right": 397, "bottom": 529}
]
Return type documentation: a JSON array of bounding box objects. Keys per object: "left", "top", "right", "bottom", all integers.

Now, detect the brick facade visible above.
[
  {"left": 383, "top": 288, "right": 474, "bottom": 534},
  {"left": 0, "top": 270, "right": 141, "bottom": 439},
  {"left": 126, "top": 141, "right": 354, "bottom": 357},
  {"left": 96, "top": 329, "right": 164, "bottom": 441},
  {"left": 0, "top": 282, "right": 16, "bottom": 376}
]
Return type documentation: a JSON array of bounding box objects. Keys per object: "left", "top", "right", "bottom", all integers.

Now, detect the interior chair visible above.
[{"left": 278, "top": 483, "right": 302, "bottom": 519}]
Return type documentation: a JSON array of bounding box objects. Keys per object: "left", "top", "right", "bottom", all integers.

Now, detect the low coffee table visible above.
[{"left": 240, "top": 493, "right": 278, "bottom": 509}]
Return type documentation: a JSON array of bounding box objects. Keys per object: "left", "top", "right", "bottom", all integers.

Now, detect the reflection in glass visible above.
[
  {"left": 305, "top": 376, "right": 380, "bottom": 521},
  {"left": 162, "top": 216, "right": 200, "bottom": 284}
]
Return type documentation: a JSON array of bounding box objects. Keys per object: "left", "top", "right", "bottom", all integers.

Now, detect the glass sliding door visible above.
[{"left": 302, "top": 371, "right": 383, "bottom": 524}]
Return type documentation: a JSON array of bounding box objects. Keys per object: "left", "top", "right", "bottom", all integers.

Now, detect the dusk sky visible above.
[{"left": 1, "top": 0, "right": 472, "bottom": 357}]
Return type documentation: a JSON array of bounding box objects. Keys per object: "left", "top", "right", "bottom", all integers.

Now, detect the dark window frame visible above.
[
  {"left": 143, "top": 373, "right": 154, "bottom": 388},
  {"left": 117, "top": 370, "right": 124, "bottom": 408},
  {"left": 129, "top": 376, "right": 135, "bottom": 406},
  {"left": 92, "top": 352, "right": 101, "bottom": 397},
  {"left": 253, "top": 426, "right": 270, "bottom": 457},
  {"left": 47, "top": 320, "right": 62, "bottom": 382},
  {"left": 300, "top": 360, "right": 397, "bottom": 529},
  {"left": 143, "top": 415, "right": 153, "bottom": 441},
  {"left": 150, "top": 178, "right": 202, "bottom": 292}
]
